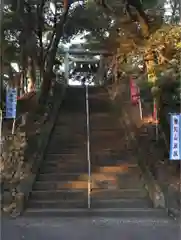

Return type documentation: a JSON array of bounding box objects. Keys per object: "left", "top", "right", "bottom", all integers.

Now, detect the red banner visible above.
[
  {"left": 153, "top": 99, "right": 159, "bottom": 123},
  {"left": 130, "top": 77, "right": 140, "bottom": 105}
]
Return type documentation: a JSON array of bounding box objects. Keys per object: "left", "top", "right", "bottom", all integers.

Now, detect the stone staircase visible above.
[{"left": 25, "top": 86, "right": 169, "bottom": 219}]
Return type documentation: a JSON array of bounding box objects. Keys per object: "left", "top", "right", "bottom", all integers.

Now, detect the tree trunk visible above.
[
  {"left": 39, "top": 20, "right": 64, "bottom": 103},
  {"left": 27, "top": 57, "right": 36, "bottom": 92}
]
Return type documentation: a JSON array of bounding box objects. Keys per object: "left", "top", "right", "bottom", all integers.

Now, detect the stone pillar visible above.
[{"left": 64, "top": 52, "right": 69, "bottom": 85}]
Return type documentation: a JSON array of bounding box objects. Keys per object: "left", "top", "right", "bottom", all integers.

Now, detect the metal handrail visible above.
[{"left": 85, "top": 83, "right": 91, "bottom": 209}]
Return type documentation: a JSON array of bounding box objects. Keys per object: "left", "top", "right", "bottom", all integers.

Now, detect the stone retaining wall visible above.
[{"left": 0, "top": 83, "right": 66, "bottom": 216}]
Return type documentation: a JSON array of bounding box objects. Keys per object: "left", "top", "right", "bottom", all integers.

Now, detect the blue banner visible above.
[
  {"left": 169, "top": 114, "right": 181, "bottom": 160},
  {"left": 5, "top": 87, "right": 17, "bottom": 119}
]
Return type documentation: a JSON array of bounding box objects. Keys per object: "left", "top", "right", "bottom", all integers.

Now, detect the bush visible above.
[{"left": 157, "top": 78, "right": 180, "bottom": 142}]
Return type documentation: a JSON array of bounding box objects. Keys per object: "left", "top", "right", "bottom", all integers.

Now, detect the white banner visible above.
[{"left": 169, "top": 114, "right": 181, "bottom": 160}]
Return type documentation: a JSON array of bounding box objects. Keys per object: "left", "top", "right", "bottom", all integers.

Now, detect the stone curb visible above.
[
  {"left": 160, "top": 185, "right": 180, "bottom": 219},
  {"left": 111, "top": 98, "right": 167, "bottom": 211},
  {"left": 137, "top": 157, "right": 165, "bottom": 209},
  {"left": 136, "top": 125, "right": 180, "bottom": 219},
  {"left": 137, "top": 138, "right": 180, "bottom": 220},
  {"left": 156, "top": 126, "right": 180, "bottom": 219},
  {"left": 123, "top": 110, "right": 180, "bottom": 220},
  {"left": 110, "top": 88, "right": 179, "bottom": 220},
  {"left": 121, "top": 110, "right": 166, "bottom": 210},
  {"left": 10, "top": 86, "right": 66, "bottom": 217}
]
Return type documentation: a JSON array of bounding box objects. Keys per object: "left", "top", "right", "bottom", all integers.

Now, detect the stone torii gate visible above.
[{"left": 58, "top": 49, "right": 112, "bottom": 85}]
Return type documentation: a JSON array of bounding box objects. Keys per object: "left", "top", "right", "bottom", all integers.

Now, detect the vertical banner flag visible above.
[
  {"left": 153, "top": 99, "right": 159, "bottom": 124},
  {"left": 5, "top": 87, "right": 17, "bottom": 119},
  {"left": 130, "top": 77, "right": 140, "bottom": 105},
  {"left": 153, "top": 99, "right": 157, "bottom": 120},
  {"left": 169, "top": 114, "right": 181, "bottom": 160}
]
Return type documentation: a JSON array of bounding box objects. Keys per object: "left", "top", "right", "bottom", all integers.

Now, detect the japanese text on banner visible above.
[
  {"left": 5, "top": 87, "right": 17, "bottom": 119},
  {"left": 169, "top": 114, "right": 181, "bottom": 160},
  {"left": 130, "top": 77, "right": 140, "bottom": 105}
]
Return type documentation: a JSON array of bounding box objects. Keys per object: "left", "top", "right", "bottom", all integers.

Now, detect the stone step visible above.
[
  {"left": 43, "top": 158, "right": 137, "bottom": 167},
  {"left": 40, "top": 161, "right": 137, "bottom": 171},
  {"left": 25, "top": 208, "right": 169, "bottom": 219},
  {"left": 48, "top": 138, "right": 86, "bottom": 145},
  {"left": 30, "top": 189, "right": 147, "bottom": 201},
  {"left": 90, "top": 121, "right": 120, "bottom": 126},
  {"left": 45, "top": 153, "right": 85, "bottom": 162},
  {"left": 42, "top": 158, "right": 137, "bottom": 167},
  {"left": 37, "top": 173, "right": 86, "bottom": 182},
  {"left": 90, "top": 150, "right": 128, "bottom": 158},
  {"left": 51, "top": 133, "right": 86, "bottom": 141},
  {"left": 90, "top": 127, "right": 121, "bottom": 131},
  {"left": 49, "top": 136, "right": 86, "bottom": 143},
  {"left": 28, "top": 198, "right": 152, "bottom": 209},
  {"left": 42, "top": 161, "right": 137, "bottom": 171},
  {"left": 47, "top": 145, "right": 86, "bottom": 153},
  {"left": 91, "top": 157, "right": 136, "bottom": 166},
  {"left": 42, "top": 159, "right": 86, "bottom": 166},
  {"left": 52, "top": 129, "right": 86, "bottom": 135},
  {"left": 46, "top": 148, "right": 85, "bottom": 154},
  {"left": 39, "top": 165, "right": 88, "bottom": 174},
  {"left": 26, "top": 87, "right": 163, "bottom": 219},
  {"left": 56, "top": 118, "right": 86, "bottom": 124},
  {"left": 33, "top": 177, "right": 144, "bottom": 191},
  {"left": 45, "top": 151, "right": 132, "bottom": 162},
  {"left": 90, "top": 146, "right": 125, "bottom": 152},
  {"left": 91, "top": 189, "right": 147, "bottom": 199},
  {"left": 37, "top": 170, "right": 142, "bottom": 182},
  {"left": 90, "top": 130, "right": 121, "bottom": 136},
  {"left": 30, "top": 189, "right": 87, "bottom": 201},
  {"left": 53, "top": 126, "right": 85, "bottom": 134}
]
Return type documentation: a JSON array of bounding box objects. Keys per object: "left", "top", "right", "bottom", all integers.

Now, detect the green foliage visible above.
[{"left": 157, "top": 77, "right": 180, "bottom": 139}]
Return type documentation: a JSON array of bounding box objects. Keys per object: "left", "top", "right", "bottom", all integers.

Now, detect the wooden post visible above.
[
  {"left": 20, "top": 74, "right": 26, "bottom": 126},
  {"left": 99, "top": 54, "right": 104, "bottom": 85},
  {"left": 64, "top": 52, "right": 69, "bottom": 85}
]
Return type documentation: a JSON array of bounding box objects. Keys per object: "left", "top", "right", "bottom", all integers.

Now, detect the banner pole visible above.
[
  {"left": 85, "top": 83, "right": 91, "bottom": 209},
  {"left": 138, "top": 87, "right": 143, "bottom": 120},
  {"left": 139, "top": 98, "right": 143, "bottom": 120},
  {"left": 154, "top": 99, "right": 158, "bottom": 141},
  {"left": 12, "top": 118, "right": 16, "bottom": 135}
]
